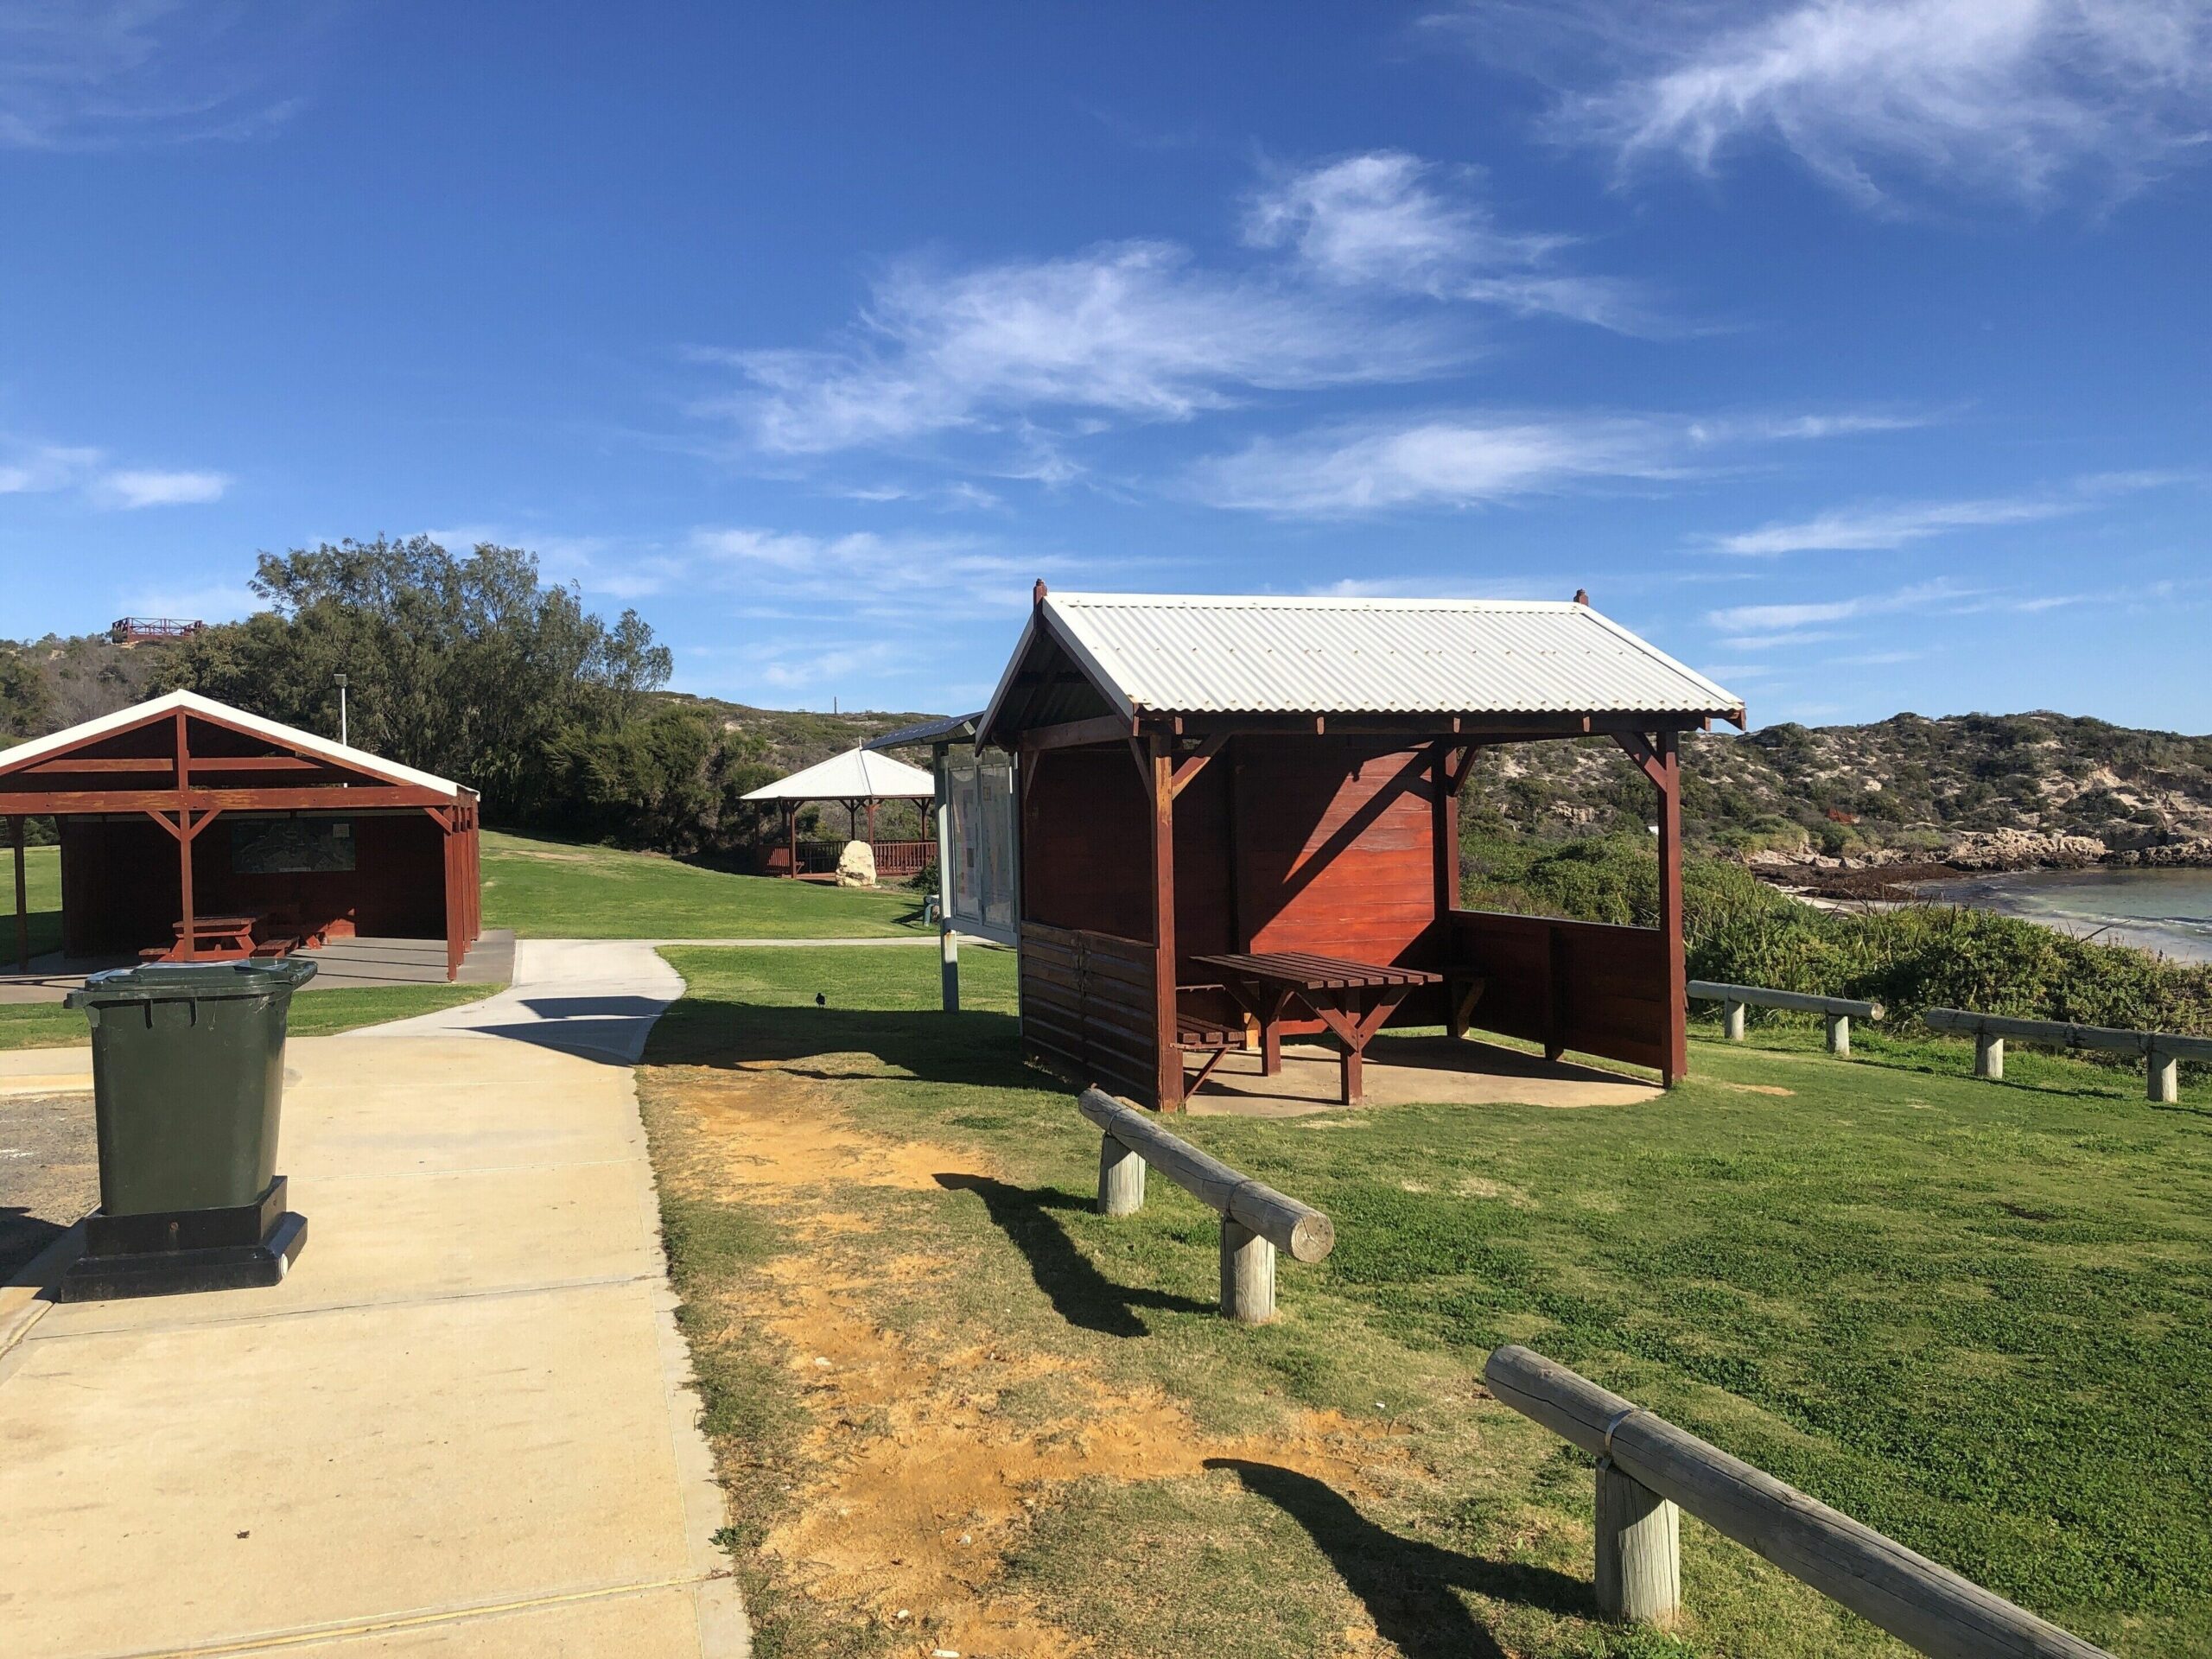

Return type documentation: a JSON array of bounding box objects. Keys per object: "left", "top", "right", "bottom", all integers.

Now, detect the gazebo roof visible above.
[
  {"left": 741, "top": 746, "right": 935, "bottom": 803},
  {"left": 982, "top": 591, "right": 1744, "bottom": 741}
]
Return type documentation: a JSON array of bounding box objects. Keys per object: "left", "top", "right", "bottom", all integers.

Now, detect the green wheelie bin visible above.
[{"left": 60, "top": 957, "right": 316, "bottom": 1300}]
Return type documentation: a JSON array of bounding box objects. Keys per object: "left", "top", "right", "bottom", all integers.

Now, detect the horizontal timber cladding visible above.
[
  {"left": 1448, "top": 908, "right": 1670, "bottom": 1073},
  {"left": 1173, "top": 737, "right": 1448, "bottom": 1029},
  {"left": 1020, "top": 920, "right": 1160, "bottom": 1106},
  {"left": 1020, "top": 744, "right": 1152, "bottom": 943}
]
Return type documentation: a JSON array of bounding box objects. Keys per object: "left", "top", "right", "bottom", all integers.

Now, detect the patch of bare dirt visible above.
[
  {"left": 1714, "top": 1082, "right": 1796, "bottom": 1097},
  {"left": 654, "top": 1063, "right": 1419, "bottom": 1658}
]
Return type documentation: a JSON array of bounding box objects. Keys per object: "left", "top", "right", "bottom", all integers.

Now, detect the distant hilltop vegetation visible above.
[{"left": 1467, "top": 711, "right": 2212, "bottom": 879}]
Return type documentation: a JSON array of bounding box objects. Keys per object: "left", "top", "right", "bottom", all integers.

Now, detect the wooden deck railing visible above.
[
  {"left": 1484, "top": 1345, "right": 2112, "bottom": 1656},
  {"left": 1078, "top": 1086, "right": 1333, "bottom": 1323}
]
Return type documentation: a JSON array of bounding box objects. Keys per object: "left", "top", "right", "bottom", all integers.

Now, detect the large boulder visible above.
[{"left": 836, "top": 839, "right": 878, "bottom": 888}]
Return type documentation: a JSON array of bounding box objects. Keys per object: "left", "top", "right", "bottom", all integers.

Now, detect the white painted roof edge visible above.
[
  {"left": 0, "top": 688, "right": 466, "bottom": 797},
  {"left": 739, "top": 745, "right": 937, "bottom": 801}
]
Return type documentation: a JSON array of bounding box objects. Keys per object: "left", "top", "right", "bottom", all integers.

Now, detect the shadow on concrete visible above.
[
  {"left": 933, "top": 1173, "right": 1214, "bottom": 1338},
  {"left": 0, "top": 1209, "right": 69, "bottom": 1284},
  {"left": 1206, "top": 1459, "right": 1590, "bottom": 1659}
]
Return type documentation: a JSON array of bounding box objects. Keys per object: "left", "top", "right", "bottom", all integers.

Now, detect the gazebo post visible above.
[
  {"left": 1656, "top": 730, "right": 1688, "bottom": 1085},
  {"left": 10, "top": 815, "right": 27, "bottom": 972},
  {"left": 786, "top": 803, "right": 799, "bottom": 878},
  {"left": 174, "top": 710, "right": 196, "bottom": 957}
]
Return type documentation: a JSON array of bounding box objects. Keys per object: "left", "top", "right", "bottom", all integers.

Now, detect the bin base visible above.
[{"left": 60, "top": 1178, "right": 308, "bottom": 1302}]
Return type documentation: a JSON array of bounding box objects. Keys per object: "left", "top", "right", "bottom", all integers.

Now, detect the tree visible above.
[{"left": 160, "top": 537, "right": 676, "bottom": 824}]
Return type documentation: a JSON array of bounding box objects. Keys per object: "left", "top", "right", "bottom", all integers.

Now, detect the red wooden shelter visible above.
[
  {"left": 980, "top": 588, "right": 1745, "bottom": 1111},
  {"left": 1, "top": 690, "right": 482, "bottom": 980}
]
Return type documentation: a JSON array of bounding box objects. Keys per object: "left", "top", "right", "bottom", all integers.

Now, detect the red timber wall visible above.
[
  {"left": 1173, "top": 737, "right": 1446, "bottom": 1032},
  {"left": 1018, "top": 745, "right": 1158, "bottom": 1100},
  {"left": 1446, "top": 910, "right": 1673, "bottom": 1075},
  {"left": 60, "top": 810, "right": 448, "bottom": 956}
]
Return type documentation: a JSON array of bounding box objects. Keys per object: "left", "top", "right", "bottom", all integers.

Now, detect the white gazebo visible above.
[{"left": 741, "top": 747, "right": 936, "bottom": 880}]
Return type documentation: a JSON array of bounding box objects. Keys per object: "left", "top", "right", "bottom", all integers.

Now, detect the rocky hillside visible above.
[
  {"left": 0, "top": 632, "right": 181, "bottom": 741},
  {"left": 1464, "top": 711, "right": 2212, "bottom": 873}
]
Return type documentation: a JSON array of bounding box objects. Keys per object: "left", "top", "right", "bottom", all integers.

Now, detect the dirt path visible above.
[{"left": 647, "top": 1063, "right": 1426, "bottom": 1659}]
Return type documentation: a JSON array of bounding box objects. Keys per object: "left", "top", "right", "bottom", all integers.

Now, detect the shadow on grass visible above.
[
  {"left": 933, "top": 1173, "right": 1215, "bottom": 1338},
  {"left": 644, "top": 1000, "right": 1033, "bottom": 1087},
  {"left": 1207, "top": 1459, "right": 1589, "bottom": 1659}
]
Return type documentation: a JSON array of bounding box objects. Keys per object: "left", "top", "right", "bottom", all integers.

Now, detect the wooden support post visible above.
[
  {"left": 173, "top": 711, "right": 195, "bottom": 954},
  {"left": 10, "top": 816, "right": 27, "bottom": 972},
  {"left": 2148, "top": 1045, "right": 2178, "bottom": 1103},
  {"left": 786, "top": 804, "right": 798, "bottom": 879},
  {"left": 1975, "top": 1032, "right": 2005, "bottom": 1080},
  {"left": 1594, "top": 1458, "right": 1682, "bottom": 1624},
  {"left": 1824, "top": 1012, "right": 1852, "bottom": 1057},
  {"left": 939, "top": 924, "right": 960, "bottom": 1014},
  {"left": 1656, "top": 732, "right": 1687, "bottom": 1085},
  {"left": 1096, "top": 1133, "right": 1146, "bottom": 1217},
  {"left": 1148, "top": 734, "right": 1183, "bottom": 1111},
  {"left": 1722, "top": 999, "right": 1746, "bottom": 1041},
  {"left": 1219, "top": 1217, "right": 1275, "bottom": 1324}
]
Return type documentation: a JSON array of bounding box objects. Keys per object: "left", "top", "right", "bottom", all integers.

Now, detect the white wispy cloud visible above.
[
  {"left": 93, "top": 467, "right": 229, "bottom": 508},
  {"left": 688, "top": 526, "right": 1058, "bottom": 613},
  {"left": 1706, "top": 577, "right": 1975, "bottom": 634},
  {"left": 1185, "top": 406, "right": 1908, "bottom": 515},
  {"left": 0, "top": 437, "right": 230, "bottom": 509},
  {"left": 1549, "top": 0, "right": 2212, "bottom": 210},
  {"left": 704, "top": 240, "right": 1454, "bottom": 456},
  {"left": 1243, "top": 150, "right": 1652, "bottom": 330},
  {"left": 0, "top": 1, "right": 322, "bottom": 150},
  {"left": 1188, "top": 414, "right": 1686, "bottom": 514},
  {"left": 1710, "top": 471, "right": 2186, "bottom": 553}
]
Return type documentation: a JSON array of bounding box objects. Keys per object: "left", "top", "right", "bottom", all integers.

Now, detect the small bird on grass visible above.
[{"left": 815, "top": 992, "right": 826, "bottom": 1007}]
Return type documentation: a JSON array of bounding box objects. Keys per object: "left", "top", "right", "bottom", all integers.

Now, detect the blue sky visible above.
[{"left": 2, "top": 2, "right": 2207, "bottom": 729}]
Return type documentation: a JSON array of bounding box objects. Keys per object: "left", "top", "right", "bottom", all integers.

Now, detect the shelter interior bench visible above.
[{"left": 1190, "top": 950, "right": 1442, "bottom": 1105}]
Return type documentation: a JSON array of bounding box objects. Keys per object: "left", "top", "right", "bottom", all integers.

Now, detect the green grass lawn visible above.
[
  {"left": 643, "top": 944, "right": 2212, "bottom": 1659},
  {"left": 482, "top": 829, "right": 931, "bottom": 939},
  {"left": 0, "top": 981, "right": 497, "bottom": 1052},
  {"left": 3, "top": 842, "right": 61, "bottom": 961}
]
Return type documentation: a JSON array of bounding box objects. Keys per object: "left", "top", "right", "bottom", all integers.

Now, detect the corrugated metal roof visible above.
[
  {"left": 864, "top": 712, "right": 981, "bottom": 751},
  {"left": 741, "top": 746, "right": 936, "bottom": 801},
  {"left": 0, "top": 689, "right": 465, "bottom": 797},
  {"left": 1029, "top": 593, "right": 1741, "bottom": 719}
]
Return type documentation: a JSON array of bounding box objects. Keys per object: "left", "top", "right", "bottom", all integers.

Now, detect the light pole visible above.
[{"left": 334, "top": 672, "right": 349, "bottom": 747}]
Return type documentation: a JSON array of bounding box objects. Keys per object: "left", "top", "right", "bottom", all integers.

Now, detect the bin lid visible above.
[{"left": 66, "top": 957, "right": 320, "bottom": 1007}]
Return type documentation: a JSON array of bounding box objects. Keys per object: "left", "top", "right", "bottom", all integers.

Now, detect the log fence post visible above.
[
  {"left": 1824, "top": 1011, "right": 1852, "bottom": 1057},
  {"left": 1218, "top": 1219, "right": 1275, "bottom": 1324},
  {"left": 1096, "top": 1133, "right": 1146, "bottom": 1217},
  {"left": 1722, "top": 998, "right": 1746, "bottom": 1041},
  {"left": 2148, "top": 1044, "right": 2178, "bottom": 1104},
  {"left": 1974, "top": 1032, "right": 2005, "bottom": 1081},
  {"left": 1594, "top": 1457, "right": 1681, "bottom": 1624}
]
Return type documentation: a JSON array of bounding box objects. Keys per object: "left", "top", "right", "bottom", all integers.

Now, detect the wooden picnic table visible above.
[
  {"left": 1190, "top": 950, "right": 1441, "bottom": 1105},
  {"left": 147, "top": 912, "right": 298, "bottom": 963}
]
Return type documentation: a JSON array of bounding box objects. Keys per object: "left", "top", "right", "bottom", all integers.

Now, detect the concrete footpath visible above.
[{"left": 0, "top": 942, "right": 746, "bottom": 1656}]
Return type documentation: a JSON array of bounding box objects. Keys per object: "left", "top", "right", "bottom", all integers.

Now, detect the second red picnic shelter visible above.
[{"left": 978, "top": 588, "right": 1744, "bottom": 1111}]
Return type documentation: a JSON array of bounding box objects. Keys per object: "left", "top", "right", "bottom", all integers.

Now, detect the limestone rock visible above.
[
  {"left": 836, "top": 839, "right": 877, "bottom": 887},
  {"left": 1943, "top": 830, "right": 2107, "bottom": 871}
]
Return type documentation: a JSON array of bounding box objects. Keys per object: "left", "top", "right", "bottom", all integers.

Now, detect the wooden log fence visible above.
[
  {"left": 1688, "top": 980, "right": 1883, "bottom": 1056},
  {"left": 1484, "top": 1345, "right": 2113, "bottom": 1657},
  {"left": 1077, "top": 1085, "right": 1334, "bottom": 1323},
  {"left": 1923, "top": 1007, "right": 2212, "bottom": 1103}
]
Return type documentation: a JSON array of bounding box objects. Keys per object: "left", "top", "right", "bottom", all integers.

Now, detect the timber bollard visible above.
[
  {"left": 2149, "top": 1045, "right": 2178, "bottom": 1103},
  {"left": 1096, "top": 1134, "right": 1146, "bottom": 1217},
  {"left": 1722, "top": 998, "right": 1746, "bottom": 1041},
  {"left": 1078, "top": 1086, "right": 1334, "bottom": 1325},
  {"left": 1594, "top": 1457, "right": 1681, "bottom": 1624},
  {"left": 1974, "top": 1032, "right": 2005, "bottom": 1081},
  {"left": 1824, "top": 1011, "right": 1852, "bottom": 1057}
]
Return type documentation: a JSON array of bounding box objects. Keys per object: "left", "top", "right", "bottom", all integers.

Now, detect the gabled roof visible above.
[
  {"left": 741, "top": 746, "right": 936, "bottom": 802},
  {"left": 982, "top": 592, "right": 1743, "bottom": 736},
  {"left": 0, "top": 689, "right": 465, "bottom": 797}
]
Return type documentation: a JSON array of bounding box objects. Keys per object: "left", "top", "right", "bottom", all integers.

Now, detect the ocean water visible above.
[{"left": 1911, "top": 868, "right": 2212, "bottom": 963}]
